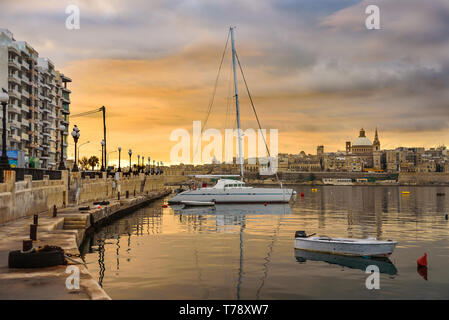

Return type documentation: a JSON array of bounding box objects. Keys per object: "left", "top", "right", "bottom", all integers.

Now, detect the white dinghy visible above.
[{"left": 294, "top": 231, "right": 398, "bottom": 257}]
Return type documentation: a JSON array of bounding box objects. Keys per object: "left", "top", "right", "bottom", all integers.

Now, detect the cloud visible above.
[{"left": 1, "top": 0, "right": 449, "bottom": 161}]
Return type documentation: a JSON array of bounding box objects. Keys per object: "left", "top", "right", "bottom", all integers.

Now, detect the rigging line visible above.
[
  {"left": 235, "top": 51, "right": 282, "bottom": 186},
  {"left": 71, "top": 108, "right": 103, "bottom": 118},
  {"left": 193, "top": 29, "right": 231, "bottom": 161}
]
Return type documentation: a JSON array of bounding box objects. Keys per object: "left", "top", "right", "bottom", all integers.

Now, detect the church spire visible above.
[{"left": 373, "top": 127, "right": 380, "bottom": 151}]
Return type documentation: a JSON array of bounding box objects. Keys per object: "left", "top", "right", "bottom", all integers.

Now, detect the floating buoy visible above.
[
  {"left": 311, "top": 188, "right": 317, "bottom": 192},
  {"left": 417, "top": 265, "right": 428, "bottom": 281},
  {"left": 401, "top": 191, "right": 410, "bottom": 195},
  {"left": 162, "top": 204, "right": 168, "bottom": 208},
  {"left": 300, "top": 192, "right": 304, "bottom": 197},
  {"left": 417, "top": 253, "right": 427, "bottom": 267}
]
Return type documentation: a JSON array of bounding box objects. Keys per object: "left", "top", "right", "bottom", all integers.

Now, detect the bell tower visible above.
[{"left": 373, "top": 127, "right": 380, "bottom": 151}]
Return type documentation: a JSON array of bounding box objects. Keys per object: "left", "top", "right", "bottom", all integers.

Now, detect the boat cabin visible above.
[{"left": 212, "top": 179, "right": 248, "bottom": 189}]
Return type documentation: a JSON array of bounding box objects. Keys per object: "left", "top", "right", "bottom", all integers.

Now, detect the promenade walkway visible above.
[{"left": 0, "top": 189, "right": 170, "bottom": 299}]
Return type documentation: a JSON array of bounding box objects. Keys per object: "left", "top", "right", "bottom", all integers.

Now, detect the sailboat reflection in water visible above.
[{"left": 294, "top": 249, "right": 398, "bottom": 276}]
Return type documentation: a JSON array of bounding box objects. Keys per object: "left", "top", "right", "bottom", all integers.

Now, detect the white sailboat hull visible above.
[
  {"left": 294, "top": 237, "right": 397, "bottom": 257},
  {"left": 168, "top": 187, "right": 294, "bottom": 204}
]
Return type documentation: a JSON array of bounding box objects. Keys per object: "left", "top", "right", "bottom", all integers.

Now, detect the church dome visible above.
[
  {"left": 352, "top": 128, "right": 372, "bottom": 146},
  {"left": 352, "top": 137, "right": 372, "bottom": 146}
]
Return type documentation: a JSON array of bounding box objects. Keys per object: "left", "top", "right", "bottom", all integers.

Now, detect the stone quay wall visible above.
[
  {"left": 70, "top": 172, "right": 165, "bottom": 204},
  {"left": 0, "top": 170, "right": 165, "bottom": 225},
  {"left": 398, "top": 172, "right": 449, "bottom": 185},
  {"left": 0, "top": 170, "right": 69, "bottom": 224}
]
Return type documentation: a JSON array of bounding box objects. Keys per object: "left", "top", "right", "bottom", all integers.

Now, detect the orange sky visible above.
[{"left": 2, "top": 0, "right": 448, "bottom": 166}]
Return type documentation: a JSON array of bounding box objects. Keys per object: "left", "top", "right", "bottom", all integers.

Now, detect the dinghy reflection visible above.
[{"left": 294, "top": 249, "right": 398, "bottom": 275}]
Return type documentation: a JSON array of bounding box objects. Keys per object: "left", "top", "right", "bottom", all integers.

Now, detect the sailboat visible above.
[{"left": 168, "top": 27, "right": 295, "bottom": 205}]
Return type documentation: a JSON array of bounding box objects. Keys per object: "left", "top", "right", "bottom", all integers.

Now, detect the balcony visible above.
[
  {"left": 8, "top": 58, "right": 20, "bottom": 69},
  {"left": 8, "top": 74, "right": 21, "bottom": 85},
  {"left": 9, "top": 134, "right": 21, "bottom": 143},
  {"left": 21, "top": 132, "right": 29, "bottom": 141},
  {"left": 9, "top": 104, "right": 22, "bottom": 114},
  {"left": 62, "top": 87, "right": 71, "bottom": 94}
]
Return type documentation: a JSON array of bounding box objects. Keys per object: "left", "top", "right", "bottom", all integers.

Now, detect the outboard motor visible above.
[{"left": 295, "top": 231, "right": 307, "bottom": 238}]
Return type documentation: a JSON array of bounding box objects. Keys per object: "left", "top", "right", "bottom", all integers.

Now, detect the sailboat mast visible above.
[{"left": 230, "top": 27, "right": 244, "bottom": 180}]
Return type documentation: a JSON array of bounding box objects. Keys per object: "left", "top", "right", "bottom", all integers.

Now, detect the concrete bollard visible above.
[
  {"left": 53, "top": 205, "right": 57, "bottom": 217},
  {"left": 23, "top": 240, "right": 33, "bottom": 252},
  {"left": 33, "top": 214, "right": 38, "bottom": 226},
  {"left": 30, "top": 224, "right": 37, "bottom": 241}
]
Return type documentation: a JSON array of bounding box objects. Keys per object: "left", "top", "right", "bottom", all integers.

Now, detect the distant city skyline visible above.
[{"left": 1, "top": 0, "right": 448, "bottom": 164}]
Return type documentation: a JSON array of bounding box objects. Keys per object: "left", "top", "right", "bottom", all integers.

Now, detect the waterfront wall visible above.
[
  {"left": 398, "top": 172, "right": 449, "bottom": 185},
  {"left": 0, "top": 170, "right": 69, "bottom": 224},
  {"left": 70, "top": 172, "right": 164, "bottom": 204},
  {"left": 246, "top": 171, "right": 397, "bottom": 182},
  {"left": 0, "top": 170, "right": 165, "bottom": 225}
]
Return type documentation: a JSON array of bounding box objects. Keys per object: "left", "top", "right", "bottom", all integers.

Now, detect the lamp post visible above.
[
  {"left": 71, "top": 125, "right": 80, "bottom": 172},
  {"left": 128, "top": 149, "right": 132, "bottom": 173},
  {"left": 118, "top": 147, "right": 122, "bottom": 172},
  {"left": 100, "top": 140, "right": 105, "bottom": 171},
  {"left": 0, "top": 90, "right": 10, "bottom": 169},
  {"left": 58, "top": 125, "right": 66, "bottom": 170},
  {"left": 137, "top": 155, "right": 140, "bottom": 172}
]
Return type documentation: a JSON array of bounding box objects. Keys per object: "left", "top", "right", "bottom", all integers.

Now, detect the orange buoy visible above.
[
  {"left": 417, "top": 253, "right": 427, "bottom": 267},
  {"left": 162, "top": 204, "right": 168, "bottom": 208},
  {"left": 300, "top": 192, "right": 304, "bottom": 197}
]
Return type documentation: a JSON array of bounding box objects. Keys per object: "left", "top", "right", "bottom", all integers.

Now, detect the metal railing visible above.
[
  {"left": 0, "top": 168, "right": 63, "bottom": 182},
  {"left": 81, "top": 171, "right": 104, "bottom": 179}
]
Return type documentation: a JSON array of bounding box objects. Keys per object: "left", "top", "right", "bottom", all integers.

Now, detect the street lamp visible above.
[
  {"left": 100, "top": 140, "right": 105, "bottom": 171},
  {"left": 137, "top": 154, "right": 140, "bottom": 172},
  {"left": 58, "top": 124, "right": 66, "bottom": 170},
  {"left": 71, "top": 125, "right": 80, "bottom": 172},
  {"left": 0, "top": 89, "right": 10, "bottom": 169},
  {"left": 118, "top": 147, "right": 122, "bottom": 172},
  {"left": 128, "top": 149, "right": 132, "bottom": 173}
]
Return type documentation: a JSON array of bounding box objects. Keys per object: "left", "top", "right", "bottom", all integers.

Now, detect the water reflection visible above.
[
  {"left": 80, "top": 186, "right": 449, "bottom": 299},
  {"left": 294, "top": 249, "right": 398, "bottom": 276}
]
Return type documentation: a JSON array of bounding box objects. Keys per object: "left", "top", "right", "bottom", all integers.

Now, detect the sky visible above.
[{"left": 1, "top": 0, "right": 449, "bottom": 165}]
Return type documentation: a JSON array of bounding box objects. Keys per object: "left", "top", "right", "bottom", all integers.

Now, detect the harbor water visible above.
[{"left": 80, "top": 186, "right": 449, "bottom": 299}]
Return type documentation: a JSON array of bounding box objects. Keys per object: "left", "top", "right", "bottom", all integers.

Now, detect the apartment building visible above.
[{"left": 0, "top": 29, "right": 70, "bottom": 169}]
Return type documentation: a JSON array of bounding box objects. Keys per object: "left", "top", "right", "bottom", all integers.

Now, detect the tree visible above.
[
  {"left": 79, "top": 156, "right": 89, "bottom": 170},
  {"left": 88, "top": 156, "right": 99, "bottom": 170}
]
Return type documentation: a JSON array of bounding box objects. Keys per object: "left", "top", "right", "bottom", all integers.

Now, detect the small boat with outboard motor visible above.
[{"left": 294, "top": 231, "right": 398, "bottom": 257}]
